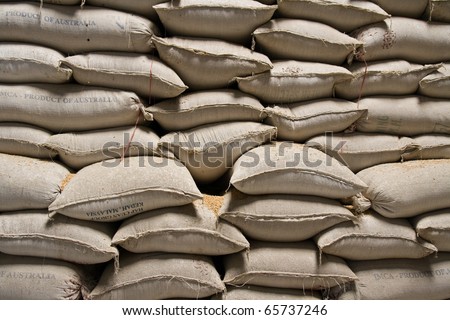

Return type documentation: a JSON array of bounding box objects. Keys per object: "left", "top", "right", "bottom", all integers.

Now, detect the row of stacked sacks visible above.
[{"left": 0, "top": 0, "right": 449, "bottom": 300}]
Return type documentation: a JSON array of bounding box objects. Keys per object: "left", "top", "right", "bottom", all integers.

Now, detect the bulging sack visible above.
[
  {"left": 219, "top": 189, "right": 356, "bottom": 242},
  {"left": 0, "top": 210, "right": 118, "bottom": 265},
  {"left": 152, "top": 36, "right": 272, "bottom": 90},
  {"left": 402, "top": 134, "right": 450, "bottom": 160},
  {"left": 159, "top": 122, "right": 277, "bottom": 184},
  {"left": 112, "top": 201, "right": 249, "bottom": 255},
  {"left": 253, "top": 18, "right": 362, "bottom": 65},
  {"left": 426, "top": 0, "right": 450, "bottom": 22},
  {"left": 0, "top": 43, "right": 72, "bottom": 84},
  {"left": 86, "top": 0, "right": 167, "bottom": 22},
  {"left": 350, "top": 17, "right": 450, "bottom": 64},
  {"left": 0, "top": 253, "right": 88, "bottom": 300},
  {"left": 368, "top": 0, "right": 428, "bottom": 18},
  {"left": 412, "top": 209, "right": 450, "bottom": 252},
  {"left": 223, "top": 240, "right": 357, "bottom": 290},
  {"left": 230, "top": 142, "right": 368, "bottom": 199},
  {"left": 306, "top": 133, "right": 415, "bottom": 172},
  {"left": 277, "top": 0, "right": 389, "bottom": 32},
  {"left": 49, "top": 156, "right": 202, "bottom": 222},
  {"left": 356, "top": 160, "right": 450, "bottom": 218},
  {"left": 335, "top": 254, "right": 450, "bottom": 300},
  {"left": 0, "top": 123, "right": 56, "bottom": 159},
  {"left": 418, "top": 63, "right": 450, "bottom": 98},
  {"left": 62, "top": 52, "right": 187, "bottom": 99},
  {"left": 144, "top": 89, "right": 267, "bottom": 131},
  {"left": 0, "top": 84, "right": 144, "bottom": 132},
  {"left": 0, "top": 153, "right": 70, "bottom": 212},
  {"left": 0, "top": 2, "right": 160, "bottom": 54},
  {"left": 218, "top": 285, "right": 322, "bottom": 300},
  {"left": 88, "top": 252, "right": 225, "bottom": 300},
  {"left": 355, "top": 96, "right": 450, "bottom": 136},
  {"left": 236, "top": 60, "right": 353, "bottom": 104},
  {"left": 315, "top": 210, "right": 437, "bottom": 260},
  {"left": 44, "top": 126, "right": 160, "bottom": 170},
  {"left": 335, "top": 60, "right": 441, "bottom": 100},
  {"left": 264, "top": 99, "right": 367, "bottom": 142},
  {"left": 154, "top": 0, "right": 277, "bottom": 44}
]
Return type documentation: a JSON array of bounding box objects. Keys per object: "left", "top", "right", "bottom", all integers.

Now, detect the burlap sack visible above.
[
  {"left": 412, "top": 209, "right": 450, "bottom": 252},
  {"left": 152, "top": 36, "right": 272, "bottom": 90},
  {"left": 356, "top": 160, "right": 450, "bottom": 218},
  {"left": 62, "top": 52, "right": 187, "bottom": 99},
  {"left": 86, "top": 0, "right": 167, "bottom": 22},
  {"left": 253, "top": 18, "right": 362, "bottom": 65},
  {"left": 0, "top": 2, "right": 160, "bottom": 53},
  {"left": 315, "top": 210, "right": 437, "bottom": 260},
  {"left": 88, "top": 252, "right": 225, "bottom": 300},
  {"left": 223, "top": 240, "right": 357, "bottom": 290},
  {"left": 236, "top": 60, "right": 353, "bottom": 104},
  {"left": 0, "top": 43, "right": 72, "bottom": 83},
  {"left": 44, "top": 126, "right": 160, "bottom": 170},
  {"left": 0, "top": 153, "right": 70, "bottom": 212},
  {"left": 402, "top": 134, "right": 450, "bottom": 160},
  {"left": 154, "top": 0, "right": 277, "bottom": 43},
  {"left": 0, "top": 210, "right": 118, "bottom": 264},
  {"left": 307, "top": 133, "right": 416, "bottom": 172},
  {"left": 264, "top": 99, "right": 367, "bottom": 142},
  {"left": 426, "top": 0, "right": 450, "bottom": 22},
  {"left": 113, "top": 201, "right": 249, "bottom": 255},
  {"left": 418, "top": 63, "right": 450, "bottom": 98},
  {"left": 368, "top": 0, "right": 428, "bottom": 18},
  {"left": 219, "top": 189, "right": 355, "bottom": 242},
  {"left": 145, "top": 89, "right": 267, "bottom": 131},
  {"left": 49, "top": 156, "right": 202, "bottom": 222},
  {"left": 218, "top": 285, "right": 322, "bottom": 300},
  {"left": 0, "top": 84, "right": 143, "bottom": 132},
  {"left": 355, "top": 96, "right": 450, "bottom": 135},
  {"left": 159, "top": 122, "right": 277, "bottom": 184},
  {"left": 277, "top": 0, "right": 389, "bottom": 32},
  {"left": 230, "top": 142, "right": 368, "bottom": 198},
  {"left": 0, "top": 123, "right": 56, "bottom": 159}
]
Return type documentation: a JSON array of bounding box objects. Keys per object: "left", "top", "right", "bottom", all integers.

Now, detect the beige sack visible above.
[
  {"left": 113, "top": 201, "right": 249, "bottom": 255},
  {"left": 355, "top": 96, "right": 450, "bottom": 135},
  {"left": 335, "top": 60, "right": 441, "bottom": 100},
  {"left": 426, "top": 0, "right": 450, "bottom": 22},
  {"left": 230, "top": 142, "right": 368, "bottom": 198},
  {"left": 0, "top": 123, "right": 56, "bottom": 159},
  {"left": 219, "top": 189, "right": 355, "bottom": 242},
  {"left": 0, "top": 210, "right": 118, "bottom": 264},
  {"left": 402, "top": 134, "right": 450, "bottom": 160},
  {"left": 350, "top": 17, "right": 450, "bottom": 64},
  {"left": 412, "top": 209, "right": 450, "bottom": 252},
  {"left": 236, "top": 60, "right": 353, "bottom": 104},
  {"left": 368, "top": 0, "right": 428, "bottom": 18},
  {"left": 49, "top": 156, "right": 202, "bottom": 222},
  {"left": 88, "top": 252, "right": 225, "bottom": 300},
  {"left": 306, "top": 133, "right": 416, "bottom": 172},
  {"left": 0, "top": 153, "right": 70, "bottom": 212},
  {"left": 418, "top": 63, "right": 450, "bottom": 98},
  {"left": 253, "top": 19, "right": 362, "bottom": 65},
  {"left": 154, "top": 0, "right": 277, "bottom": 44},
  {"left": 264, "top": 99, "right": 367, "bottom": 142},
  {"left": 0, "top": 84, "right": 143, "bottom": 132},
  {"left": 277, "top": 0, "right": 389, "bottom": 32},
  {"left": 356, "top": 160, "right": 450, "bottom": 218},
  {"left": 0, "top": 253, "right": 87, "bottom": 300},
  {"left": 336, "top": 254, "right": 450, "bottom": 300},
  {"left": 44, "top": 126, "right": 160, "bottom": 170},
  {"left": 218, "top": 285, "right": 322, "bottom": 300},
  {"left": 86, "top": 0, "right": 167, "bottom": 22},
  {"left": 144, "top": 89, "right": 267, "bottom": 131},
  {"left": 0, "top": 43, "right": 72, "bottom": 83},
  {"left": 152, "top": 36, "right": 272, "bottom": 90},
  {"left": 0, "top": 3, "right": 160, "bottom": 54},
  {"left": 315, "top": 210, "right": 437, "bottom": 260},
  {"left": 62, "top": 52, "right": 187, "bottom": 99},
  {"left": 223, "top": 240, "right": 357, "bottom": 290},
  {"left": 159, "top": 122, "right": 277, "bottom": 184}
]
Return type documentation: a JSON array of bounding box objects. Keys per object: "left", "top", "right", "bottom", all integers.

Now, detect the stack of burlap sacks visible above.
[{"left": 0, "top": 0, "right": 449, "bottom": 300}]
